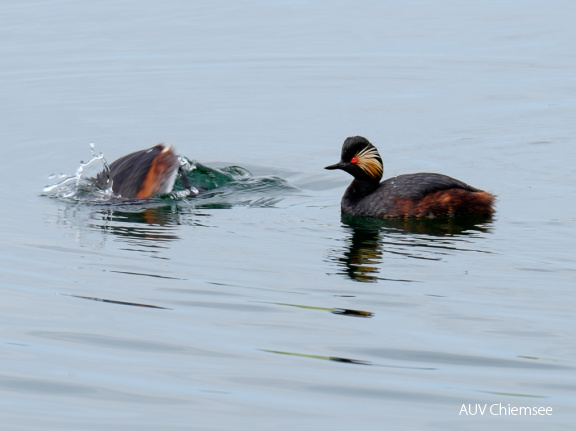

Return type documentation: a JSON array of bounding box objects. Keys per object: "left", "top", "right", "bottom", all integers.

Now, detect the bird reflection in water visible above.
[
  {"left": 332, "top": 213, "right": 494, "bottom": 282},
  {"left": 93, "top": 204, "right": 209, "bottom": 253},
  {"left": 46, "top": 202, "right": 210, "bottom": 255}
]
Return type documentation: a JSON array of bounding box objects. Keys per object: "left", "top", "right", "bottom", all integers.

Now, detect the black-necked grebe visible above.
[
  {"left": 325, "top": 136, "right": 495, "bottom": 218},
  {"left": 96, "top": 144, "right": 194, "bottom": 198}
]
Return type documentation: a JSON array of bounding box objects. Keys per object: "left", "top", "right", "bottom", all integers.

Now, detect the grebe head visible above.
[{"left": 325, "top": 136, "right": 383, "bottom": 182}]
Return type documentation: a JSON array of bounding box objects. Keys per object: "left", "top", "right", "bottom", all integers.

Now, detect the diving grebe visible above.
[
  {"left": 96, "top": 144, "right": 196, "bottom": 198},
  {"left": 325, "top": 136, "right": 495, "bottom": 218}
]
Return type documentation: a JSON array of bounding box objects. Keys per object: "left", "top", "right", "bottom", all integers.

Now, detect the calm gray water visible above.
[{"left": 1, "top": 1, "right": 575, "bottom": 430}]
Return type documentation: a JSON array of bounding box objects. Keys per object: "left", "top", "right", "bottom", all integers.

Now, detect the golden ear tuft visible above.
[{"left": 355, "top": 146, "right": 383, "bottom": 179}]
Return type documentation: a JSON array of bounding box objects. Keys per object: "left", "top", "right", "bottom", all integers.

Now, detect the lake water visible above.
[{"left": 1, "top": 1, "right": 575, "bottom": 430}]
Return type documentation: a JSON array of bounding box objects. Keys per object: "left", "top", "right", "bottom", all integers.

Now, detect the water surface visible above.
[{"left": 1, "top": 1, "right": 575, "bottom": 430}]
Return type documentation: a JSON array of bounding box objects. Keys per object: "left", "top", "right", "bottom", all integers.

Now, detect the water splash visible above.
[{"left": 42, "top": 143, "right": 112, "bottom": 201}]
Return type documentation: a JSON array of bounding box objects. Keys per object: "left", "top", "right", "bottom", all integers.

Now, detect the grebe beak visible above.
[{"left": 325, "top": 162, "right": 346, "bottom": 170}]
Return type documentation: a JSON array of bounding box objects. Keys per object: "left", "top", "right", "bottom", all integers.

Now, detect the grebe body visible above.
[
  {"left": 97, "top": 144, "right": 180, "bottom": 198},
  {"left": 326, "top": 136, "right": 495, "bottom": 218}
]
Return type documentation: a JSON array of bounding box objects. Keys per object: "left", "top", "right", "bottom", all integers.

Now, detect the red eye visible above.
[{"left": 350, "top": 156, "right": 358, "bottom": 164}]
